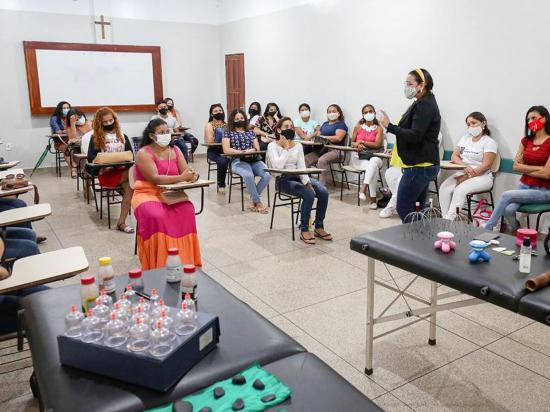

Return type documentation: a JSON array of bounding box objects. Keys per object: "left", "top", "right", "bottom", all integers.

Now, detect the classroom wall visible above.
[
  {"left": 0, "top": 8, "right": 221, "bottom": 168},
  {"left": 219, "top": 0, "right": 550, "bottom": 208}
]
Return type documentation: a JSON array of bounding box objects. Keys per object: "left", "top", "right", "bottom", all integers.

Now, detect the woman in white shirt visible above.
[
  {"left": 294, "top": 103, "right": 320, "bottom": 142},
  {"left": 439, "top": 112, "right": 498, "bottom": 220},
  {"left": 267, "top": 117, "right": 331, "bottom": 244}
]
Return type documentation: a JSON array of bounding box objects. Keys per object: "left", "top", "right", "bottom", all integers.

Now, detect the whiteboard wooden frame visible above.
[{"left": 23, "top": 41, "right": 163, "bottom": 115}]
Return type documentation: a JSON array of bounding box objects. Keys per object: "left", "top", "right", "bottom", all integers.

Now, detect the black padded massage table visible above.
[
  {"left": 350, "top": 219, "right": 550, "bottom": 375},
  {"left": 22, "top": 268, "right": 380, "bottom": 411}
]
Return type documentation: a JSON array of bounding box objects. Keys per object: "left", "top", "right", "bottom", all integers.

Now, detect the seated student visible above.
[
  {"left": 223, "top": 108, "right": 271, "bottom": 213},
  {"left": 132, "top": 119, "right": 201, "bottom": 270},
  {"left": 254, "top": 102, "right": 282, "bottom": 151},
  {"left": 151, "top": 99, "right": 189, "bottom": 162},
  {"left": 65, "top": 108, "right": 93, "bottom": 177},
  {"left": 248, "top": 102, "right": 262, "bottom": 130},
  {"left": 305, "top": 104, "right": 348, "bottom": 185},
  {"left": 485, "top": 105, "right": 550, "bottom": 231},
  {"left": 0, "top": 238, "right": 47, "bottom": 335},
  {"left": 379, "top": 159, "right": 402, "bottom": 218},
  {"left": 294, "top": 103, "right": 320, "bottom": 142},
  {"left": 0, "top": 198, "right": 46, "bottom": 243},
  {"left": 165, "top": 97, "right": 199, "bottom": 156},
  {"left": 349, "top": 104, "right": 384, "bottom": 208},
  {"left": 86, "top": 107, "right": 134, "bottom": 233},
  {"left": 49, "top": 100, "right": 73, "bottom": 175},
  {"left": 204, "top": 104, "right": 230, "bottom": 194},
  {"left": 440, "top": 112, "right": 497, "bottom": 220},
  {"left": 267, "top": 117, "right": 331, "bottom": 244}
]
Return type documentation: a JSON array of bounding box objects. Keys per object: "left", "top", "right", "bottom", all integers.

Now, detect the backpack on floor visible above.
[{"left": 471, "top": 198, "right": 493, "bottom": 227}]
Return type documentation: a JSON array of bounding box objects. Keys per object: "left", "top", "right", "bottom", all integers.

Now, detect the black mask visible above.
[
  {"left": 103, "top": 123, "right": 115, "bottom": 131},
  {"left": 248, "top": 108, "right": 259, "bottom": 117},
  {"left": 213, "top": 113, "right": 225, "bottom": 121},
  {"left": 268, "top": 110, "right": 277, "bottom": 117},
  {"left": 159, "top": 108, "right": 169, "bottom": 115},
  {"left": 281, "top": 129, "right": 295, "bottom": 140},
  {"left": 234, "top": 120, "right": 247, "bottom": 129},
  {"left": 167, "top": 104, "right": 174, "bottom": 109}
]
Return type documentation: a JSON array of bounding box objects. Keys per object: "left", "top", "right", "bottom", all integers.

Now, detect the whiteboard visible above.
[{"left": 36, "top": 49, "right": 156, "bottom": 107}]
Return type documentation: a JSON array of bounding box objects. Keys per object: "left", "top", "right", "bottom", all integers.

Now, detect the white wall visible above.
[{"left": 0, "top": 8, "right": 221, "bottom": 168}]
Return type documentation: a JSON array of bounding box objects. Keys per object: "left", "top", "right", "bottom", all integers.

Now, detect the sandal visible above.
[
  {"left": 314, "top": 229, "right": 333, "bottom": 241},
  {"left": 300, "top": 232, "right": 316, "bottom": 245},
  {"left": 116, "top": 223, "right": 135, "bottom": 234},
  {"left": 255, "top": 207, "right": 269, "bottom": 215}
]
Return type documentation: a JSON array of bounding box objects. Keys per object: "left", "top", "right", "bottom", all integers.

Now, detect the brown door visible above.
[{"left": 225, "top": 54, "right": 245, "bottom": 113}]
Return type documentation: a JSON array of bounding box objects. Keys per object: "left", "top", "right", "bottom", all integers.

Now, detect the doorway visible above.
[{"left": 225, "top": 53, "right": 245, "bottom": 113}]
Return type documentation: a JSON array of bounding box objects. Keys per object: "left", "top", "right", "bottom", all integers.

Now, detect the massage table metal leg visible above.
[
  {"left": 365, "top": 256, "right": 375, "bottom": 375},
  {"left": 429, "top": 281, "right": 437, "bottom": 345}
]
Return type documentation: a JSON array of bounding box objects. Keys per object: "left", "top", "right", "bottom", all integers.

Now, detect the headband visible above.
[{"left": 415, "top": 68, "right": 426, "bottom": 83}]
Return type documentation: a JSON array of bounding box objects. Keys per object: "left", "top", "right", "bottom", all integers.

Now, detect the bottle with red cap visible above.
[
  {"left": 80, "top": 275, "right": 99, "bottom": 313},
  {"left": 65, "top": 305, "right": 85, "bottom": 338},
  {"left": 128, "top": 268, "right": 144, "bottom": 293},
  {"left": 181, "top": 264, "right": 198, "bottom": 310},
  {"left": 166, "top": 248, "right": 182, "bottom": 283}
]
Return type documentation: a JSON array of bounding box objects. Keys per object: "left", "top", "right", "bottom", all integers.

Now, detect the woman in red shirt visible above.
[{"left": 485, "top": 106, "right": 550, "bottom": 231}]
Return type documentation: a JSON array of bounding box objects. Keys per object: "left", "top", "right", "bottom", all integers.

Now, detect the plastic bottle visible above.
[
  {"left": 519, "top": 237, "right": 532, "bottom": 274},
  {"left": 98, "top": 257, "right": 116, "bottom": 294},
  {"left": 104, "top": 313, "right": 128, "bottom": 347},
  {"left": 181, "top": 264, "right": 197, "bottom": 310},
  {"left": 81, "top": 309, "right": 103, "bottom": 343},
  {"left": 128, "top": 269, "right": 144, "bottom": 293},
  {"left": 128, "top": 317, "right": 150, "bottom": 352},
  {"left": 117, "top": 292, "right": 132, "bottom": 315},
  {"left": 166, "top": 248, "right": 182, "bottom": 283},
  {"left": 150, "top": 288, "right": 161, "bottom": 308},
  {"left": 80, "top": 276, "right": 99, "bottom": 313},
  {"left": 65, "top": 304, "right": 84, "bottom": 338},
  {"left": 149, "top": 320, "right": 172, "bottom": 357},
  {"left": 175, "top": 301, "right": 197, "bottom": 336},
  {"left": 159, "top": 309, "right": 175, "bottom": 342},
  {"left": 112, "top": 302, "right": 131, "bottom": 329},
  {"left": 97, "top": 288, "right": 113, "bottom": 309},
  {"left": 124, "top": 284, "right": 138, "bottom": 305},
  {"left": 183, "top": 293, "right": 197, "bottom": 319},
  {"left": 92, "top": 298, "right": 111, "bottom": 328}
]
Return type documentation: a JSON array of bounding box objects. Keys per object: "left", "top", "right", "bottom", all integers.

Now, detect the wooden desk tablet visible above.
[
  {"left": 87, "top": 161, "right": 135, "bottom": 169},
  {"left": 440, "top": 160, "right": 467, "bottom": 170},
  {"left": 372, "top": 152, "right": 392, "bottom": 159},
  {"left": 158, "top": 179, "right": 215, "bottom": 191},
  {"left": 0, "top": 161, "right": 21, "bottom": 171},
  {"left": 300, "top": 140, "right": 323, "bottom": 146},
  {"left": 265, "top": 168, "right": 325, "bottom": 176},
  {"left": 0, "top": 184, "right": 34, "bottom": 199},
  {"left": 0, "top": 203, "right": 51, "bottom": 228},
  {"left": 0, "top": 247, "right": 88, "bottom": 294},
  {"left": 222, "top": 150, "right": 267, "bottom": 158},
  {"left": 324, "top": 145, "right": 359, "bottom": 152}
]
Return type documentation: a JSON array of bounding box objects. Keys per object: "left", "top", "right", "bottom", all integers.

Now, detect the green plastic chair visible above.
[{"left": 518, "top": 203, "right": 550, "bottom": 231}]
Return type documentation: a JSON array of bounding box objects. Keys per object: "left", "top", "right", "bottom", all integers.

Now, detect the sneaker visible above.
[
  {"left": 359, "top": 193, "right": 367, "bottom": 201},
  {"left": 379, "top": 206, "right": 395, "bottom": 218},
  {"left": 369, "top": 202, "right": 378, "bottom": 210}
]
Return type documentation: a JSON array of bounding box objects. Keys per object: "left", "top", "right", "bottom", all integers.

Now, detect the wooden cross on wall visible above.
[{"left": 94, "top": 15, "right": 111, "bottom": 40}]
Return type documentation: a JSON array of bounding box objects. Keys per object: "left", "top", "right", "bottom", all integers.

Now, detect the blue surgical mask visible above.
[{"left": 62, "top": 108, "right": 70, "bottom": 116}]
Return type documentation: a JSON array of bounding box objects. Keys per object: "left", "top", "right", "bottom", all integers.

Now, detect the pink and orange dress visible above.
[{"left": 131, "top": 146, "right": 201, "bottom": 270}]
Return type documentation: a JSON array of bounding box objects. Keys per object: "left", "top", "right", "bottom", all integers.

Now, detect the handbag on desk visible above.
[
  {"left": 160, "top": 190, "right": 189, "bottom": 205},
  {"left": 358, "top": 147, "right": 383, "bottom": 160},
  {"left": 93, "top": 151, "right": 133, "bottom": 164}
]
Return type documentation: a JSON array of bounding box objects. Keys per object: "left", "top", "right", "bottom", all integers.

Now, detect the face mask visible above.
[
  {"left": 300, "top": 110, "right": 310, "bottom": 118},
  {"left": 62, "top": 108, "right": 70, "bottom": 116},
  {"left": 327, "top": 112, "right": 339, "bottom": 121},
  {"left": 528, "top": 117, "right": 545, "bottom": 133},
  {"left": 155, "top": 133, "right": 171, "bottom": 147},
  {"left": 268, "top": 110, "right": 277, "bottom": 117},
  {"left": 280, "top": 129, "right": 295, "bottom": 140},
  {"left": 159, "top": 108, "right": 169, "bottom": 115},
  {"left": 248, "top": 108, "right": 259, "bottom": 117},
  {"left": 404, "top": 85, "right": 417, "bottom": 99},
  {"left": 213, "top": 113, "right": 225, "bottom": 121},
  {"left": 76, "top": 116, "right": 86, "bottom": 126},
  {"left": 234, "top": 120, "right": 247, "bottom": 128},
  {"left": 363, "top": 112, "right": 376, "bottom": 122},
  {"left": 103, "top": 122, "right": 115, "bottom": 131},
  {"left": 166, "top": 104, "right": 174, "bottom": 109},
  {"left": 468, "top": 126, "right": 483, "bottom": 137}
]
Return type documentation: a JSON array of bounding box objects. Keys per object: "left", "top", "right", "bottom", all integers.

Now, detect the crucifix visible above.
[{"left": 94, "top": 15, "right": 111, "bottom": 41}]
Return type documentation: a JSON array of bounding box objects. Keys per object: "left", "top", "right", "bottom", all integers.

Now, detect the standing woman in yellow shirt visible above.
[{"left": 379, "top": 68, "right": 441, "bottom": 222}]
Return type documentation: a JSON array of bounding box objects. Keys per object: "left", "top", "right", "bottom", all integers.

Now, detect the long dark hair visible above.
[
  {"left": 359, "top": 104, "right": 380, "bottom": 126},
  {"left": 264, "top": 102, "right": 282, "bottom": 119},
  {"left": 65, "top": 108, "right": 86, "bottom": 127},
  {"left": 298, "top": 103, "right": 311, "bottom": 112},
  {"left": 274, "top": 117, "right": 294, "bottom": 139},
  {"left": 227, "top": 108, "right": 248, "bottom": 132},
  {"left": 465, "top": 112, "right": 491, "bottom": 136},
  {"left": 525, "top": 105, "right": 550, "bottom": 138},
  {"left": 249, "top": 101, "right": 261, "bottom": 115},
  {"left": 53, "top": 101, "right": 71, "bottom": 119},
  {"left": 408, "top": 68, "right": 434, "bottom": 93},
  {"left": 208, "top": 104, "right": 225, "bottom": 122},
  {"left": 327, "top": 104, "right": 344, "bottom": 121},
  {"left": 140, "top": 118, "right": 167, "bottom": 148}
]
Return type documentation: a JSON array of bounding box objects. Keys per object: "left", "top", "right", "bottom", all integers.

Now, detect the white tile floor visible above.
[{"left": 2, "top": 158, "right": 550, "bottom": 411}]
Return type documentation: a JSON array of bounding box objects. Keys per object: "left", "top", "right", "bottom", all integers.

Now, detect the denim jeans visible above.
[
  {"left": 207, "top": 149, "right": 230, "bottom": 188},
  {"left": 485, "top": 183, "right": 550, "bottom": 231},
  {"left": 231, "top": 158, "right": 271, "bottom": 203},
  {"left": 278, "top": 177, "right": 329, "bottom": 232},
  {"left": 5, "top": 227, "right": 39, "bottom": 259},
  {"left": 0, "top": 285, "right": 48, "bottom": 334},
  {"left": 182, "top": 133, "right": 199, "bottom": 154},
  {"left": 172, "top": 138, "right": 190, "bottom": 163},
  {"left": 396, "top": 165, "right": 440, "bottom": 222},
  {"left": 0, "top": 198, "right": 31, "bottom": 229}
]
